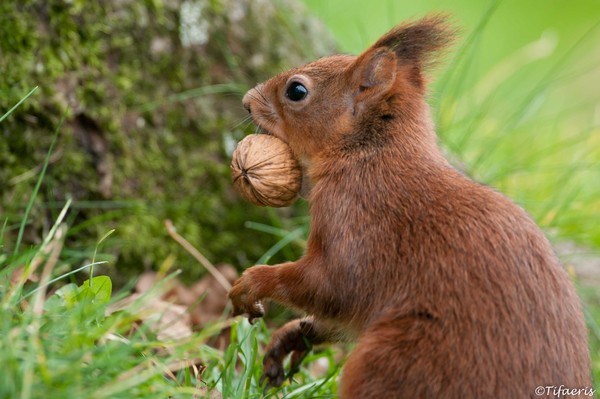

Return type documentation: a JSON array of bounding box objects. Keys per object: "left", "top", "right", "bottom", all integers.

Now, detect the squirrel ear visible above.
[
  {"left": 370, "top": 14, "right": 455, "bottom": 87},
  {"left": 352, "top": 48, "right": 397, "bottom": 104}
]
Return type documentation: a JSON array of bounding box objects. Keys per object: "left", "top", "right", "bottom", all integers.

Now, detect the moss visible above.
[{"left": 0, "top": 0, "right": 335, "bottom": 280}]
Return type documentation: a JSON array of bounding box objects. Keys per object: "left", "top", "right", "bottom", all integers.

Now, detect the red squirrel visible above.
[{"left": 229, "top": 15, "right": 591, "bottom": 398}]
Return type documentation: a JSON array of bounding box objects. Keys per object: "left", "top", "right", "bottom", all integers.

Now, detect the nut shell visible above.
[{"left": 231, "top": 134, "right": 302, "bottom": 207}]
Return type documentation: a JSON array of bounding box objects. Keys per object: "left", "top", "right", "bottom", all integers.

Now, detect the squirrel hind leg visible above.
[
  {"left": 261, "top": 317, "right": 338, "bottom": 390},
  {"left": 339, "top": 309, "right": 544, "bottom": 399},
  {"left": 339, "top": 310, "right": 454, "bottom": 399}
]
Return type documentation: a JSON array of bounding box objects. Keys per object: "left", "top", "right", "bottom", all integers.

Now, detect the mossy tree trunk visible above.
[{"left": 0, "top": 0, "right": 335, "bottom": 280}]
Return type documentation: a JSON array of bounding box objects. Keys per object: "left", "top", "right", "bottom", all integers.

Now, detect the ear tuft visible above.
[{"left": 373, "top": 14, "right": 456, "bottom": 71}]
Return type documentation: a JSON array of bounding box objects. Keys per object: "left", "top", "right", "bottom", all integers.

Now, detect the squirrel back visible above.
[{"left": 236, "top": 14, "right": 591, "bottom": 397}]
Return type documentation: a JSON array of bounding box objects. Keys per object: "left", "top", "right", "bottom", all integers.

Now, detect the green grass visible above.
[
  {"left": 215, "top": 319, "right": 340, "bottom": 398},
  {"left": 0, "top": 216, "right": 337, "bottom": 398}
]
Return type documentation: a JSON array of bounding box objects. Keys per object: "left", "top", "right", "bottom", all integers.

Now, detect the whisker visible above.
[
  {"left": 263, "top": 119, "right": 278, "bottom": 134},
  {"left": 256, "top": 88, "right": 270, "bottom": 105},
  {"left": 249, "top": 93, "right": 269, "bottom": 109},
  {"left": 229, "top": 114, "right": 254, "bottom": 130}
]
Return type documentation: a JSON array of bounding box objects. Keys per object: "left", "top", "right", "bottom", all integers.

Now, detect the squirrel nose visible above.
[
  {"left": 243, "top": 85, "right": 265, "bottom": 115},
  {"left": 242, "top": 92, "right": 253, "bottom": 114},
  {"left": 243, "top": 102, "right": 251, "bottom": 114}
]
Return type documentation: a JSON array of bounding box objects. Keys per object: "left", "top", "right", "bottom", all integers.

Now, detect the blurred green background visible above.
[{"left": 305, "top": 0, "right": 600, "bottom": 73}]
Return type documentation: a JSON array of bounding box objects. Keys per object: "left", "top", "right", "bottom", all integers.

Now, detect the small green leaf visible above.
[{"left": 79, "top": 275, "right": 112, "bottom": 304}]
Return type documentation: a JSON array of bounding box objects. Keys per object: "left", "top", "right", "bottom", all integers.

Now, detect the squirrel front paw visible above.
[{"left": 228, "top": 272, "right": 265, "bottom": 323}]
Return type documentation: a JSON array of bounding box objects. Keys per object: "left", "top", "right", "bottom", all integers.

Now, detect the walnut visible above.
[{"left": 231, "top": 134, "right": 302, "bottom": 207}]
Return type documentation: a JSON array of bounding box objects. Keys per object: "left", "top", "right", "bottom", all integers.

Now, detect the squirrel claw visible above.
[
  {"left": 260, "top": 354, "right": 286, "bottom": 390},
  {"left": 262, "top": 381, "right": 274, "bottom": 397},
  {"left": 286, "top": 373, "right": 295, "bottom": 385},
  {"left": 289, "top": 348, "right": 309, "bottom": 377},
  {"left": 248, "top": 302, "right": 265, "bottom": 323},
  {"left": 259, "top": 373, "right": 266, "bottom": 386},
  {"left": 231, "top": 300, "right": 264, "bottom": 322}
]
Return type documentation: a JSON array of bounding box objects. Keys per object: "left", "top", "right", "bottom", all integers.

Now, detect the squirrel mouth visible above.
[
  {"left": 254, "top": 122, "right": 274, "bottom": 137},
  {"left": 254, "top": 122, "right": 288, "bottom": 144}
]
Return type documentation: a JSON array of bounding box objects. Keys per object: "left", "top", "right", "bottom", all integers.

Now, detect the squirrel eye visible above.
[{"left": 285, "top": 82, "right": 308, "bottom": 102}]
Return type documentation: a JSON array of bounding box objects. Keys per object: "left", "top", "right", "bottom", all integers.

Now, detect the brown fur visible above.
[{"left": 229, "top": 15, "right": 591, "bottom": 398}]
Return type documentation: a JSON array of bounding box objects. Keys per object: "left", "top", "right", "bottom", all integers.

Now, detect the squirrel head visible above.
[{"left": 242, "top": 14, "right": 455, "bottom": 166}]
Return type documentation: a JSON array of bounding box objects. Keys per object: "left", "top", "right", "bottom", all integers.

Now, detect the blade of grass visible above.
[
  {"left": 90, "top": 229, "right": 115, "bottom": 287},
  {"left": 256, "top": 227, "right": 305, "bottom": 265},
  {"left": 244, "top": 221, "right": 291, "bottom": 237},
  {"left": 237, "top": 321, "right": 260, "bottom": 396},
  {"left": 22, "top": 223, "right": 67, "bottom": 399},
  {"left": 138, "top": 83, "right": 247, "bottom": 112},
  {"left": 12, "top": 114, "right": 65, "bottom": 259},
  {"left": 3, "top": 199, "right": 72, "bottom": 306},
  {"left": 436, "top": 0, "right": 501, "bottom": 100},
  {"left": 0, "top": 86, "right": 38, "bottom": 123},
  {"left": 42, "top": 199, "right": 72, "bottom": 249},
  {"left": 165, "top": 219, "right": 231, "bottom": 290},
  {"left": 0, "top": 218, "right": 7, "bottom": 248},
  {"left": 436, "top": 1, "right": 501, "bottom": 149}
]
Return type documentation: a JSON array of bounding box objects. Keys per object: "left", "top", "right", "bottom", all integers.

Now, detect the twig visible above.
[
  {"left": 164, "top": 220, "right": 232, "bottom": 291},
  {"left": 32, "top": 224, "right": 66, "bottom": 315},
  {"left": 9, "top": 148, "right": 64, "bottom": 185}
]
